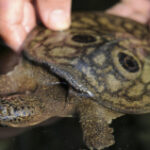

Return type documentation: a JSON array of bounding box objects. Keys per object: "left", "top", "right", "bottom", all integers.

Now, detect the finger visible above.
[
  {"left": 107, "top": 0, "right": 150, "bottom": 24},
  {"left": 22, "top": 1, "right": 36, "bottom": 34},
  {"left": 123, "top": 0, "right": 150, "bottom": 23},
  {"left": 0, "top": 0, "right": 36, "bottom": 52},
  {"left": 36, "top": 0, "right": 71, "bottom": 31},
  {"left": 0, "top": 0, "right": 25, "bottom": 51}
]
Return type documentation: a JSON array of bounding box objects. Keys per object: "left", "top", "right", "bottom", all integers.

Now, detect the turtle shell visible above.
[{"left": 23, "top": 12, "right": 150, "bottom": 114}]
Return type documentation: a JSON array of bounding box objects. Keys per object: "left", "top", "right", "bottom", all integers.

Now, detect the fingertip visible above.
[
  {"left": 37, "top": 0, "right": 71, "bottom": 31},
  {"left": 22, "top": 1, "right": 36, "bottom": 33},
  {"left": 48, "top": 9, "right": 71, "bottom": 30},
  {"left": 5, "top": 35, "right": 26, "bottom": 53},
  {"left": 0, "top": 25, "right": 27, "bottom": 52}
]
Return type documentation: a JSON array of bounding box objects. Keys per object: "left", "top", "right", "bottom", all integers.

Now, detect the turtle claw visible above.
[{"left": 81, "top": 117, "right": 114, "bottom": 150}]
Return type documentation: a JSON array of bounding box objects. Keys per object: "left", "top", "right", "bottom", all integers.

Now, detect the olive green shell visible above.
[{"left": 23, "top": 12, "right": 150, "bottom": 114}]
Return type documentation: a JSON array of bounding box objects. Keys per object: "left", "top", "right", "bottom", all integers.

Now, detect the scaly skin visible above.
[
  {"left": 0, "top": 12, "right": 149, "bottom": 149},
  {"left": 0, "top": 59, "right": 122, "bottom": 150},
  {"left": 0, "top": 59, "right": 74, "bottom": 127}
]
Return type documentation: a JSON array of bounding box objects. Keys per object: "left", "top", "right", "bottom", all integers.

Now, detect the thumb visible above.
[{"left": 36, "top": 0, "right": 71, "bottom": 31}]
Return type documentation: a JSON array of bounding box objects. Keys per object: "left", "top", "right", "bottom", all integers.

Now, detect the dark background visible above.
[
  {"left": 72, "top": 0, "right": 119, "bottom": 11},
  {"left": 1, "top": 0, "right": 150, "bottom": 150}
]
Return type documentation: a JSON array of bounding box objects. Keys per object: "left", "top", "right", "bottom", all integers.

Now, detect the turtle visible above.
[{"left": 0, "top": 12, "right": 150, "bottom": 150}]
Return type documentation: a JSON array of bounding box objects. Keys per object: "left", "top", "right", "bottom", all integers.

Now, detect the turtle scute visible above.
[
  {"left": 23, "top": 12, "right": 150, "bottom": 114},
  {"left": 0, "top": 12, "right": 149, "bottom": 150}
]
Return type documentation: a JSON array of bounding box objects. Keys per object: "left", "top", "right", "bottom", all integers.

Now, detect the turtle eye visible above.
[
  {"left": 72, "top": 34, "right": 96, "bottom": 43},
  {"left": 118, "top": 52, "right": 139, "bottom": 72}
]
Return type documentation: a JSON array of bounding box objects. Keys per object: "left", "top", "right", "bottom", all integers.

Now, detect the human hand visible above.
[
  {"left": 107, "top": 0, "right": 150, "bottom": 25},
  {"left": 0, "top": 0, "right": 71, "bottom": 52}
]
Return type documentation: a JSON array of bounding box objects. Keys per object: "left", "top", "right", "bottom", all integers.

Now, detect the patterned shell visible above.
[{"left": 23, "top": 12, "right": 150, "bottom": 114}]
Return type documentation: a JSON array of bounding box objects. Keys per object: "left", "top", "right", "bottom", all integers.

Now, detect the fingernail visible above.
[{"left": 49, "top": 9, "right": 70, "bottom": 30}]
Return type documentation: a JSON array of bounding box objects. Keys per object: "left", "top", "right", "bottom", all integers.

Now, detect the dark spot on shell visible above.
[
  {"left": 118, "top": 52, "right": 139, "bottom": 72},
  {"left": 72, "top": 34, "right": 96, "bottom": 43}
]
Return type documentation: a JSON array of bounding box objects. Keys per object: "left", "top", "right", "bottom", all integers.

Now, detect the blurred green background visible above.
[{"left": 1, "top": 0, "right": 150, "bottom": 150}]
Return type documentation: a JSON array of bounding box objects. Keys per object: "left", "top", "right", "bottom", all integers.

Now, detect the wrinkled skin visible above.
[{"left": 0, "top": 12, "right": 150, "bottom": 150}]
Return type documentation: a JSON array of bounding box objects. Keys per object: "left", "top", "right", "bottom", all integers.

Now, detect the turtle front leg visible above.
[{"left": 77, "top": 99, "right": 123, "bottom": 150}]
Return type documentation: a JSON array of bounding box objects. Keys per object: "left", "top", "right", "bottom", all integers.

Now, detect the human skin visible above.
[
  {"left": 0, "top": 0, "right": 71, "bottom": 51},
  {"left": 107, "top": 0, "right": 150, "bottom": 25},
  {"left": 0, "top": 0, "right": 150, "bottom": 52}
]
